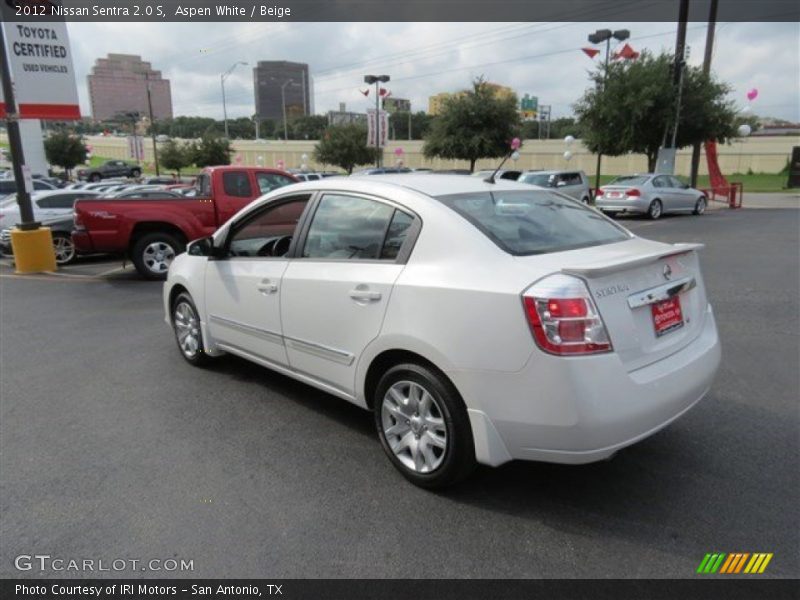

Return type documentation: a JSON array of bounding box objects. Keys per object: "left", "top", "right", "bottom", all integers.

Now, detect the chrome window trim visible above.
[{"left": 627, "top": 276, "right": 697, "bottom": 309}]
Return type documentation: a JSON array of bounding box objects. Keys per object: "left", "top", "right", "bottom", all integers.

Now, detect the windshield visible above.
[
  {"left": 609, "top": 175, "right": 650, "bottom": 186},
  {"left": 435, "top": 190, "right": 630, "bottom": 255}
]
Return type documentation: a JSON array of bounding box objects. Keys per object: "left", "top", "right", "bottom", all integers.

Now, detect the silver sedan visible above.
[{"left": 595, "top": 174, "right": 707, "bottom": 219}]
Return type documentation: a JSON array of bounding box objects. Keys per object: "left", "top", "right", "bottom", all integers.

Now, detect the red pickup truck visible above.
[{"left": 72, "top": 166, "right": 298, "bottom": 279}]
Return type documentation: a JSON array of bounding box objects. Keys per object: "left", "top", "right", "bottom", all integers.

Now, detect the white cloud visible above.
[{"left": 65, "top": 21, "right": 799, "bottom": 122}]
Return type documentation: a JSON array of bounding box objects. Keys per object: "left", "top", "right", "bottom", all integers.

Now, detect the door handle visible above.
[
  {"left": 349, "top": 289, "right": 381, "bottom": 302},
  {"left": 257, "top": 279, "right": 278, "bottom": 295}
]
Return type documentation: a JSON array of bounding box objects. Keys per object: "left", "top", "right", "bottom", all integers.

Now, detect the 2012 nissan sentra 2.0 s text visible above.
[{"left": 163, "top": 174, "right": 721, "bottom": 488}]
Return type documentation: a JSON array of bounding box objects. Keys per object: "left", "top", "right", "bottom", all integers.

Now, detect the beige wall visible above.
[{"left": 8, "top": 133, "right": 796, "bottom": 176}]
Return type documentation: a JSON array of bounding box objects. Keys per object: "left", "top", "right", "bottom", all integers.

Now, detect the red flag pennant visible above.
[
  {"left": 360, "top": 88, "right": 369, "bottom": 96},
  {"left": 379, "top": 87, "right": 391, "bottom": 97},
  {"left": 614, "top": 43, "right": 640, "bottom": 60},
  {"left": 582, "top": 47, "right": 600, "bottom": 59}
]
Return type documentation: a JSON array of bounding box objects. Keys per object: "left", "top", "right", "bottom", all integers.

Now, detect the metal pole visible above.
[
  {"left": 593, "top": 37, "right": 611, "bottom": 195},
  {"left": 221, "top": 74, "right": 229, "bottom": 138},
  {"left": 408, "top": 111, "right": 412, "bottom": 141},
  {"left": 375, "top": 81, "right": 380, "bottom": 168},
  {"left": 281, "top": 82, "right": 289, "bottom": 140},
  {"left": 0, "top": 23, "right": 37, "bottom": 229},
  {"left": 300, "top": 72, "right": 307, "bottom": 116},
  {"left": 669, "top": 0, "right": 690, "bottom": 149},
  {"left": 146, "top": 84, "right": 160, "bottom": 176},
  {"left": 690, "top": 0, "right": 718, "bottom": 186}
]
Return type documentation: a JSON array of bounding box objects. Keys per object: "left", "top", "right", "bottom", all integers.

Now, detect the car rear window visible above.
[
  {"left": 609, "top": 175, "right": 650, "bottom": 186},
  {"left": 435, "top": 190, "right": 630, "bottom": 256}
]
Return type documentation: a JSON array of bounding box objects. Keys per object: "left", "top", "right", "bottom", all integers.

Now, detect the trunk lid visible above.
[{"left": 519, "top": 238, "right": 710, "bottom": 371}]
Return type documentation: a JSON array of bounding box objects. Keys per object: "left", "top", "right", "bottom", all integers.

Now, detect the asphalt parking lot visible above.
[{"left": 0, "top": 202, "right": 798, "bottom": 579}]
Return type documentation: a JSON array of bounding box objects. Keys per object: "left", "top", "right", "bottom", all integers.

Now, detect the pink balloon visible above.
[
  {"left": 394, "top": 147, "right": 404, "bottom": 156},
  {"left": 746, "top": 88, "right": 758, "bottom": 101},
  {"left": 276, "top": 160, "right": 285, "bottom": 169},
  {"left": 234, "top": 154, "right": 243, "bottom": 164},
  {"left": 510, "top": 137, "right": 521, "bottom": 150}
]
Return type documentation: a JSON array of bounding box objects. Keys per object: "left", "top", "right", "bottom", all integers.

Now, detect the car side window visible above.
[
  {"left": 196, "top": 174, "right": 211, "bottom": 196},
  {"left": 302, "top": 194, "right": 395, "bottom": 260},
  {"left": 256, "top": 172, "right": 296, "bottom": 194},
  {"left": 47, "top": 194, "right": 78, "bottom": 209},
  {"left": 669, "top": 176, "right": 685, "bottom": 188},
  {"left": 652, "top": 176, "right": 667, "bottom": 188},
  {"left": 222, "top": 171, "right": 253, "bottom": 198},
  {"left": 227, "top": 196, "right": 310, "bottom": 258},
  {"left": 380, "top": 210, "right": 414, "bottom": 260}
]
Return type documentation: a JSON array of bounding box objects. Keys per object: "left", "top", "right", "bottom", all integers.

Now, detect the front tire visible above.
[
  {"left": 374, "top": 363, "right": 476, "bottom": 489},
  {"left": 648, "top": 199, "right": 663, "bottom": 220},
  {"left": 693, "top": 196, "right": 707, "bottom": 215},
  {"left": 131, "top": 232, "right": 183, "bottom": 280},
  {"left": 171, "top": 292, "right": 211, "bottom": 366},
  {"left": 130, "top": 168, "right": 142, "bottom": 179},
  {"left": 52, "top": 232, "right": 76, "bottom": 265}
]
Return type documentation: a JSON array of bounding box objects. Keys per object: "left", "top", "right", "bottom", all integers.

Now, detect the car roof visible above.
[{"left": 310, "top": 173, "right": 536, "bottom": 197}]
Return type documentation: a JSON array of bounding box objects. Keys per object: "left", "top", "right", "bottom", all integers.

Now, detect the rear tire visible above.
[
  {"left": 131, "top": 232, "right": 183, "bottom": 280},
  {"left": 648, "top": 199, "right": 663, "bottom": 220},
  {"left": 131, "top": 168, "right": 142, "bottom": 179},
  {"left": 52, "top": 232, "right": 76, "bottom": 265},
  {"left": 693, "top": 196, "right": 707, "bottom": 215},
  {"left": 374, "top": 362, "right": 476, "bottom": 489},
  {"left": 171, "top": 292, "right": 211, "bottom": 366},
  {"left": 603, "top": 211, "right": 618, "bottom": 218}
]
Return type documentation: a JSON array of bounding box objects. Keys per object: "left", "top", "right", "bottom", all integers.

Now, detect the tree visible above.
[
  {"left": 389, "top": 111, "right": 434, "bottom": 140},
  {"left": 159, "top": 139, "right": 193, "bottom": 177},
  {"left": 190, "top": 135, "right": 232, "bottom": 168},
  {"left": 289, "top": 115, "right": 328, "bottom": 140},
  {"left": 44, "top": 131, "right": 88, "bottom": 177},
  {"left": 313, "top": 125, "right": 378, "bottom": 174},
  {"left": 423, "top": 78, "right": 520, "bottom": 172},
  {"left": 574, "top": 51, "right": 739, "bottom": 172}
]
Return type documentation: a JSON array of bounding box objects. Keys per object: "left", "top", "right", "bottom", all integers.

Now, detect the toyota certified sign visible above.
[{"left": 0, "top": 1, "right": 80, "bottom": 120}]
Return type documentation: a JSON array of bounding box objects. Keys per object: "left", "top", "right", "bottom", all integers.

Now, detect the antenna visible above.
[{"left": 484, "top": 137, "right": 522, "bottom": 184}]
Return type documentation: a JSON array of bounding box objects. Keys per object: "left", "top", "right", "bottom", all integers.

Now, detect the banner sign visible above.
[
  {"left": 0, "top": 5, "right": 81, "bottom": 120},
  {"left": 520, "top": 93, "right": 538, "bottom": 120},
  {"left": 127, "top": 136, "right": 145, "bottom": 160},
  {"left": 366, "top": 109, "right": 388, "bottom": 148}
]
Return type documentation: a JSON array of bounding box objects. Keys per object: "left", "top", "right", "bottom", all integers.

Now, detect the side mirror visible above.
[{"left": 187, "top": 236, "right": 218, "bottom": 257}]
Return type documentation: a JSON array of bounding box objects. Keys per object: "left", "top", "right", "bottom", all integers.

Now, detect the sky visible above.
[{"left": 65, "top": 21, "right": 800, "bottom": 123}]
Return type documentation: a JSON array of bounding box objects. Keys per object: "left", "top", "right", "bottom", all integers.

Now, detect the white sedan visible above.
[{"left": 163, "top": 175, "right": 721, "bottom": 488}]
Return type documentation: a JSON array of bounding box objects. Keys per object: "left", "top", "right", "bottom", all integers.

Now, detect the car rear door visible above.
[
  {"left": 280, "top": 192, "right": 418, "bottom": 397},
  {"left": 668, "top": 176, "right": 697, "bottom": 210},
  {"left": 204, "top": 193, "right": 313, "bottom": 367}
]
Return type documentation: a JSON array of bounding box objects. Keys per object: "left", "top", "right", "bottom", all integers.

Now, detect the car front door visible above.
[
  {"left": 280, "top": 193, "right": 418, "bottom": 397},
  {"left": 668, "top": 176, "right": 696, "bottom": 210},
  {"left": 204, "top": 194, "right": 312, "bottom": 367},
  {"left": 651, "top": 175, "right": 675, "bottom": 210}
]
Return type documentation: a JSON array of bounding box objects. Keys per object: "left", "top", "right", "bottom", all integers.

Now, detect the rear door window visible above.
[
  {"left": 435, "top": 190, "right": 630, "bottom": 256},
  {"left": 256, "top": 172, "right": 296, "bottom": 194},
  {"left": 222, "top": 171, "right": 253, "bottom": 198}
]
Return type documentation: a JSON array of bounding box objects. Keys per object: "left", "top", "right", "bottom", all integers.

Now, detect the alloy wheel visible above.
[
  {"left": 142, "top": 241, "right": 175, "bottom": 274},
  {"left": 381, "top": 380, "right": 448, "bottom": 473},
  {"left": 173, "top": 301, "right": 201, "bottom": 359},
  {"left": 53, "top": 235, "right": 75, "bottom": 264}
]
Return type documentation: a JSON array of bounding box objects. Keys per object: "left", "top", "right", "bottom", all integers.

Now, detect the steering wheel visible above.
[{"left": 256, "top": 235, "right": 293, "bottom": 257}]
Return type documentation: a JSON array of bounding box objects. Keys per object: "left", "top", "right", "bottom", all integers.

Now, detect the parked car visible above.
[
  {"left": 595, "top": 174, "right": 707, "bottom": 219},
  {"left": 0, "top": 189, "right": 100, "bottom": 226},
  {"left": 77, "top": 160, "right": 142, "bottom": 182},
  {"left": 0, "top": 213, "right": 80, "bottom": 265},
  {"left": 471, "top": 169, "right": 522, "bottom": 180},
  {"left": 0, "top": 178, "right": 58, "bottom": 195},
  {"left": 163, "top": 174, "right": 721, "bottom": 488},
  {"left": 518, "top": 170, "right": 592, "bottom": 203},
  {"left": 72, "top": 166, "right": 298, "bottom": 279},
  {"left": 353, "top": 167, "right": 412, "bottom": 175}
]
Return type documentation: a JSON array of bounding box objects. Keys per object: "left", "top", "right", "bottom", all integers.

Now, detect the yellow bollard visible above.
[{"left": 10, "top": 227, "right": 57, "bottom": 274}]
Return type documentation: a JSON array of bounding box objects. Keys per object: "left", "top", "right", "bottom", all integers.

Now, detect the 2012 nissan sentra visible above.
[{"left": 163, "top": 174, "right": 721, "bottom": 488}]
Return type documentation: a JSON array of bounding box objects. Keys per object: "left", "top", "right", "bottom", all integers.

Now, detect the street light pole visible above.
[
  {"left": 281, "top": 80, "right": 290, "bottom": 140},
  {"left": 364, "top": 74, "right": 390, "bottom": 168},
  {"left": 221, "top": 61, "right": 248, "bottom": 139},
  {"left": 146, "top": 84, "right": 160, "bottom": 176},
  {"left": 588, "top": 28, "right": 630, "bottom": 199}
]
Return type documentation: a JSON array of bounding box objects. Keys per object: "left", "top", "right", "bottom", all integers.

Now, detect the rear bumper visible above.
[
  {"left": 454, "top": 304, "right": 721, "bottom": 466},
  {"left": 595, "top": 196, "right": 649, "bottom": 213}
]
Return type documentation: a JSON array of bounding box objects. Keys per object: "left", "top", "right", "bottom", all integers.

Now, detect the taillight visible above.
[
  {"left": 522, "top": 274, "right": 612, "bottom": 356},
  {"left": 73, "top": 211, "right": 84, "bottom": 229},
  {"left": 626, "top": 188, "right": 641, "bottom": 197},
  {"left": 597, "top": 188, "right": 605, "bottom": 197}
]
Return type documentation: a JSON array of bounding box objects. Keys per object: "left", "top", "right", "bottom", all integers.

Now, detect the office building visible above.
[
  {"left": 253, "top": 61, "right": 311, "bottom": 122},
  {"left": 88, "top": 54, "right": 172, "bottom": 121}
]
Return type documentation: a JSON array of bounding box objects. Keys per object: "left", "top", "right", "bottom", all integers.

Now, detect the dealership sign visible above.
[{"left": 0, "top": 6, "right": 81, "bottom": 120}]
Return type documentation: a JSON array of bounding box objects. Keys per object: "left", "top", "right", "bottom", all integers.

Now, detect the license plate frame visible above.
[{"left": 651, "top": 295, "right": 684, "bottom": 337}]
